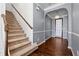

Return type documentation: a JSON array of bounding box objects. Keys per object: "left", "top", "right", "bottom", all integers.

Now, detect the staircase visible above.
[{"left": 6, "top": 10, "right": 38, "bottom": 56}]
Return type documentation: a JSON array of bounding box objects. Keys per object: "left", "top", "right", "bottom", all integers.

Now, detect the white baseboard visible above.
[
  {"left": 68, "top": 46, "right": 75, "bottom": 56},
  {"left": 68, "top": 47, "right": 79, "bottom": 56},
  {"left": 37, "top": 40, "right": 46, "bottom": 46},
  {"left": 45, "top": 36, "right": 52, "bottom": 40},
  {"left": 37, "top": 36, "right": 52, "bottom": 46}
]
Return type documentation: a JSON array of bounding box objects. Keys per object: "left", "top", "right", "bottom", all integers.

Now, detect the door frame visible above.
[{"left": 55, "top": 18, "right": 63, "bottom": 38}]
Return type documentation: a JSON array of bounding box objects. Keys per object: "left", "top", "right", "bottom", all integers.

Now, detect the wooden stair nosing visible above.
[
  {"left": 8, "top": 30, "right": 23, "bottom": 32},
  {"left": 11, "top": 43, "right": 37, "bottom": 56},
  {"left": 8, "top": 31, "right": 24, "bottom": 34},
  {"left": 9, "top": 41, "right": 31, "bottom": 50},
  {"left": 8, "top": 34, "right": 26, "bottom": 39},
  {"left": 8, "top": 33, "right": 24, "bottom": 36},
  {"left": 23, "top": 46, "right": 38, "bottom": 56},
  {"left": 8, "top": 27, "right": 22, "bottom": 30},
  {"left": 8, "top": 37, "right": 28, "bottom": 43}
]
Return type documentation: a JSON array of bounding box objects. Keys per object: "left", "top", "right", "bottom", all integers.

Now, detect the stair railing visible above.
[
  {"left": 1, "top": 14, "right": 10, "bottom": 56},
  {"left": 11, "top": 4, "right": 33, "bottom": 29}
]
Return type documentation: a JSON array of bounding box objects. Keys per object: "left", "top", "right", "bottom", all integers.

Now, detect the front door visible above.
[{"left": 55, "top": 18, "right": 63, "bottom": 37}]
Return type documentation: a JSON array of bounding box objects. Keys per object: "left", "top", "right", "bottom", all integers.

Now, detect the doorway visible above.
[
  {"left": 55, "top": 18, "right": 63, "bottom": 38},
  {"left": 45, "top": 8, "right": 68, "bottom": 40}
]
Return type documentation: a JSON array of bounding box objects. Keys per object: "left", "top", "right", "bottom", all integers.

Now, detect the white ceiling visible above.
[
  {"left": 37, "top": 3, "right": 56, "bottom": 9},
  {"left": 47, "top": 8, "right": 68, "bottom": 19}
]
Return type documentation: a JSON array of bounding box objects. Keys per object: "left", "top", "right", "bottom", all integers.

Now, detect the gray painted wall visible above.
[
  {"left": 33, "top": 3, "right": 53, "bottom": 43},
  {"left": 71, "top": 4, "right": 79, "bottom": 55},
  {"left": 72, "top": 4, "right": 79, "bottom": 34},
  {"left": 45, "top": 15, "right": 52, "bottom": 39},
  {"left": 52, "top": 19, "right": 56, "bottom": 37},
  {"left": 63, "top": 16, "right": 68, "bottom": 39},
  {"left": 33, "top": 3, "right": 45, "bottom": 43}
]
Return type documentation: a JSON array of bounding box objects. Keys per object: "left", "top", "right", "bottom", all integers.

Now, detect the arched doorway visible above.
[{"left": 45, "top": 8, "right": 68, "bottom": 39}]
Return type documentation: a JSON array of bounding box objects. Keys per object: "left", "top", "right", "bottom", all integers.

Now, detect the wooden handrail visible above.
[
  {"left": 1, "top": 14, "right": 9, "bottom": 56},
  {"left": 1, "top": 14, "right": 8, "bottom": 31},
  {"left": 11, "top": 4, "right": 33, "bottom": 29}
]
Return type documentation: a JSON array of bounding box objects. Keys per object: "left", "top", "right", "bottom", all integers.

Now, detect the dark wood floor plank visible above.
[{"left": 29, "top": 37, "right": 73, "bottom": 56}]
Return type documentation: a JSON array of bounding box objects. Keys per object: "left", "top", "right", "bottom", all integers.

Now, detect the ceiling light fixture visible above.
[
  {"left": 36, "top": 6, "right": 40, "bottom": 11},
  {"left": 55, "top": 15, "right": 60, "bottom": 19}
]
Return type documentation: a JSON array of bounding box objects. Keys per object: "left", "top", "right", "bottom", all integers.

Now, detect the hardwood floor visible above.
[{"left": 29, "top": 37, "right": 73, "bottom": 56}]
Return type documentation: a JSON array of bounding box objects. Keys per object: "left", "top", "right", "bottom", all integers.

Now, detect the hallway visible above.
[{"left": 30, "top": 37, "right": 73, "bottom": 56}]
